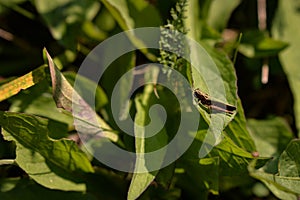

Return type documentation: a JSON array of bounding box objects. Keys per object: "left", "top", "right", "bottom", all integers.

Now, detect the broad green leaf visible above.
[
  {"left": 207, "top": 0, "right": 240, "bottom": 31},
  {"left": 247, "top": 117, "right": 293, "bottom": 157},
  {"left": 249, "top": 160, "right": 300, "bottom": 200},
  {"left": 225, "top": 99, "right": 256, "bottom": 152},
  {"left": 188, "top": 130, "right": 268, "bottom": 176},
  {"left": 34, "top": 0, "right": 100, "bottom": 50},
  {"left": 200, "top": 43, "right": 239, "bottom": 108},
  {"left": 0, "top": 65, "right": 47, "bottom": 102},
  {"left": 0, "top": 111, "right": 94, "bottom": 191},
  {"left": 272, "top": 0, "right": 300, "bottom": 137},
  {"left": 9, "top": 80, "right": 73, "bottom": 132},
  {"left": 279, "top": 140, "right": 300, "bottom": 177},
  {"left": 239, "top": 30, "right": 289, "bottom": 58},
  {"left": 0, "top": 178, "right": 97, "bottom": 200},
  {"left": 189, "top": 41, "right": 238, "bottom": 155},
  {"left": 128, "top": 173, "right": 155, "bottom": 200},
  {"left": 247, "top": 117, "right": 293, "bottom": 173},
  {"left": 184, "top": 0, "right": 222, "bottom": 39},
  {"left": 44, "top": 49, "right": 118, "bottom": 142},
  {"left": 185, "top": 1, "right": 238, "bottom": 125},
  {"left": 128, "top": 85, "right": 168, "bottom": 200},
  {"left": 210, "top": 134, "right": 257, "bottom": 175}
]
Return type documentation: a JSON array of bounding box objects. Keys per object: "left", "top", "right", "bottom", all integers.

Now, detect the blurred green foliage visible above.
[{"left": 0, "top": 0, "right": 299, "bottom": 199}]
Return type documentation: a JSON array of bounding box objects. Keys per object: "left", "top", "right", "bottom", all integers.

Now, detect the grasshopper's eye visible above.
[{"left": 193, "top": 91, "right": 200, "bottom": 99}]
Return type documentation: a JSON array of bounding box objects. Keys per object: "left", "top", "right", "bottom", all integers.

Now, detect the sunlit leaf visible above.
[
  {"left": 0, "top": 111, "right": 94, "bottom": 191},
  {"left": 128, "top": 85, "right": 168, "bottom": 200},
  {"left": 0, "top": 65, "right": 47, "bottom": 102}
]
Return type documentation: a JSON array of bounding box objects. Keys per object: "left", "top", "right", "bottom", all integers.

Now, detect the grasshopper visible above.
[{"left": 193, "top": 88, "right": 236, "bottom": 114}]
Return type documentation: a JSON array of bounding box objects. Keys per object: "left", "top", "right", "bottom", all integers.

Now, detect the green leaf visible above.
[
  {"left": 0, "top": 178, "right": 97, "bottom": 200},
  {"left": 272, "top": 0, "right": 300, "bottom": 137},
  {"left": 94, "top": 7, "right": 116, "bottom": 32},
  {"left": 210, "top": 135, "right": 256, "bottom": 175},
  {"left": 207, "top": 0, "right": 241, "bottom": 31},
  {"left": 248, "top": 138, "right": 300, "bottom": 200},
  {"left": 0, "top": 111, "right": 94, "bottom": 191},
  {"left": 249, "top": 159, "right": 300, "bottom": 200},
  {"left": 63, "top": 71, "right": 108, "bottom": 111},
  {"left": 100, "top": 0, "right": 134, "bottom": 31},
  {"left": 247, "top": 117, "right": 293, "bottom": 173},
  {"left": 189, "top": 41, "right": 238, "bottom": 126},
  {"left": 239, "top": 30, "right": 289, "bottom": 58},
  {"left": 188, "top": 129, "right": 268, "bottom": 176},
  {"left": 185, "top": 0, "right": 201, "bottom": 40},
  {"left": 189, "top": 41, "right": 238, "bottom": 155},
  {"left": 128, "top": 85, "right": 168, "bottom": 200},
  {"left": 247, "top": 117, "right": 293, "bottom": 157},
  {"left": 44, "top": 49, "right": 118, "bottom": 142},
  {"left": 184, "top": 0, "right": 228, "bottom": 39},
  {"left": 128, "top": 173, "right": 156, "bottom": 200},
  {"left": 225, "top": 99, "right": 256, "bottom": 152},
  {"left": 279, "top": 140, "right": 300, "bottom": 177},
  {"left": 82, "top": 21, "right": 108, "bottom": 42}
]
